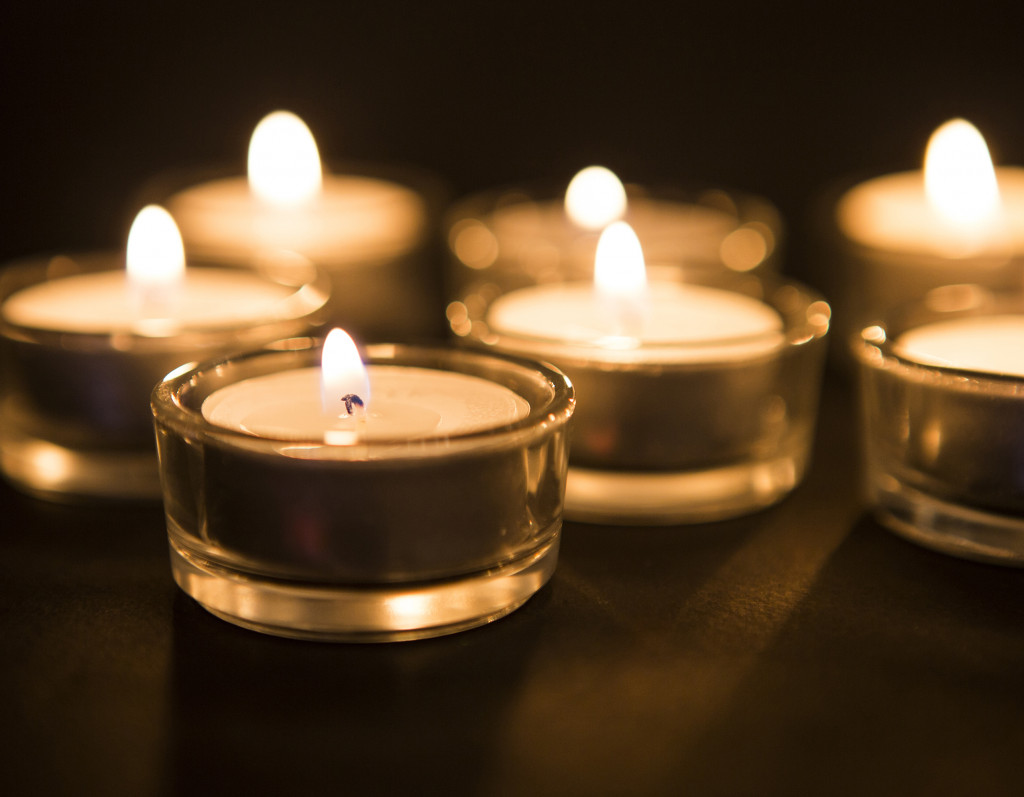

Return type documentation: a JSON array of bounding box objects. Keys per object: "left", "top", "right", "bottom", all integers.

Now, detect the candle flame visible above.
[
  {"left": 594, "top": 221, "right": 647, "bottom": 338},
  {"left": 595, "top": 221, "right": 647, "bottom": 295},
  {"left": 126, "top": 205, "right": 185, "bottom": 289},
  {"left": 924, "top": 118, "right": 1002, "bottom": 228},
  {"left": 321, "top": 328, "right": 370, "bottom": 418},
  {"left": 248, "top": 110, "right": 323, "bottom": 206},
  {"left": 565, "top": 166, "right": 628, "bottom": 230}
]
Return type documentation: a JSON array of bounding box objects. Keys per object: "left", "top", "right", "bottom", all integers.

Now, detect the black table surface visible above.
[{"left": 2, "top": 375, "right": 1022, "bottom": 797}]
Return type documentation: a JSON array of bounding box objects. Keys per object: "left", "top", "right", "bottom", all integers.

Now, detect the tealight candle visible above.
[
  {"left": 152, "top": 333, "right": 574, "bottom": 641},
  {"left": 854, "top": 285, "right": 1024, "bottom": 565},
  {"left": 446, "top": 165, "right": 782, "bottom": 296},
  {"left": 163, "top": 111, "right": 441, "bottom": 340},
  {"left": 453, "top": 222, "right": 831, "bottom": 524},
  {"left": 0, "top": 206, "right": 329, "bottom": 499},
  {"left": 829, "top": 118, "right": 1024, "bottom": 346},
  {"left": 203, "top": 329, "right": 530, "bottom": 440},
  {"left": 895, "top": 315, "right": 1024, "bottom": 376}
]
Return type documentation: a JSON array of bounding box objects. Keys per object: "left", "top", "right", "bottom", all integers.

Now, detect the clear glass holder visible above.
[
  {"left": 169, "top": 533, "right": 559, "bottom": 643},
  {"left": 854, "top": 286, "right": 1024, "bottom": 566},
  {"left": 453, "top": 273, "right": 830, "bottom": 525},
  {"left": 151, "top": 340, "right": 574, "bottom": 641},
  {"left": 0, "top": 253, "right": 329, "bottom": 501}
]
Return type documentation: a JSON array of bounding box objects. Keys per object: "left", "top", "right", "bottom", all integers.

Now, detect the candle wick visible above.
[{"left": 341, "top": 393, "right": 365, "bottom": 417}]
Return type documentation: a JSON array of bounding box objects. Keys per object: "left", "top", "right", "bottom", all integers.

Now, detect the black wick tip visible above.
[{"left": 342, "top": 394, "right": 365, "bottom": 415}]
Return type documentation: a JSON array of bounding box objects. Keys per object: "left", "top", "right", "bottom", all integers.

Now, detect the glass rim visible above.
[
  {"left": 453, "top": 273, "right": 830, "bottom": 367},
  {"left": 852, "top": 284, "right": 1024, "bottom": 389},
  {"left": 0, "top": 251, "right": 331, "bottom": 348},
  {"left": 445, "top": 178, "right": 782, "bottom": 229},
  {"left": 151, "top": 337, "right": 575, "bottom": 457}
]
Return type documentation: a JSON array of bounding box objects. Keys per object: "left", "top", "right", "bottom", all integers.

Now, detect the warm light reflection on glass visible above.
[
  {"left": 126, "top": 205, "right": 185, "bottom": 289},
  {"left": 248, "top": 111, "right": 323, "bottom": 206},
  {"left": 924, "top": 283, "right": 989, "bottom": 313},
  {"left": 720, "top": 226, "right": 768, "bottom": 271},
  {"left": 320, "top": 328, "right": 370, "bottom": 417},
  {"left": 387, "top": 592, "right": 434, "bottom": 625},
  {"left": 807, "top": 301, "right": 832, "bottom": 332},
  {"left": 921, "top": 420, "right": 943, "bottom": 465},
  {"left": 924, "top": 118, "right": 1001, "bottom": 228},
  {"left": 450, "top": 219, "right": 499, "bottom": 269},
  {"left": 863, "top": 324, "right": 887, "bottom": 345},
  {"left": 25, "top": 442, "right": 76, "bottom": 489},
  {"left": 446, "top": 301, "right": 472, "bottom": 337},
  {"left": 565, "top": 166, "right": 628, "bottom": 230}
]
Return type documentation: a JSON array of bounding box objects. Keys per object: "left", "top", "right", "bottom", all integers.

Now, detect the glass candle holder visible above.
[
  {"left": 151, "top": 340, "right": 574, "bottom": 642},
  {"left": 445, "top": 183, "right": 783, "bottom": 298},
  {"left": 818, "top": 178, "right": 1024, "bottom": 363},
  {"left": 156, "top": 161, "right": 447, "bottom": 342},
  {"left": 854, "top": 285, "right": 1024, "bottom": 565},
  {"left": 0, "top": 252, "right": 329, "bottom": 500},
  {"left": 452, "top": 273, "right": 830, "bottom": 524}
]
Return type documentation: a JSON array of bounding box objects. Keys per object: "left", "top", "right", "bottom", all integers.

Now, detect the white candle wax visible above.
[
  {"left": 485, "top": 281, "right": 784, "bottom": 363},
  {"left": 894, "top": 315, "right": 1024, "bottom": 377},
  {"left": 837, "top": 168, "right": 1024, "bottom": 257},
  {"left": 167, "top": 175, "right": 427, "bottom": 264},
  {"left": 1, "top": 269, "right": 299, "bottom": 335},
  {"left": 202, "top": 365, "right": 530, "bottom": 442}
]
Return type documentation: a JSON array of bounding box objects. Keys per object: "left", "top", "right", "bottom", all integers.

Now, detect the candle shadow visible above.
[
  {"left": 163, "top": 583, "right": 549, "bottom": 795},
  {"left": 556, "top": 513, "right": 766, "bottom": 636},
  {"left": 664, "top": 511, "right": 1024, "bottom": 796},
  {"left": 160, "top": 509, "right": 766, "bottom": 795}
]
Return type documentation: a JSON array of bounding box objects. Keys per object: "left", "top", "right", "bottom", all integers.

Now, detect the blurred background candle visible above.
[
  {"left": 0, "top": 205, "right": 329, "bottom": 500},
  {"left": 163, "top": 111, "right": 443, "bottom": 341},
  {"left": 453, "top": 222, "right": 830, "bottom": 524},
  {"left": 445, "top": 165, "right": 783, "bottom": 300},
  {"left": 827, "top": 118, "right": 1024, "bottom": 354},
  {"left": 854, "top": 284, "right": 1024, "bottom": 566}
]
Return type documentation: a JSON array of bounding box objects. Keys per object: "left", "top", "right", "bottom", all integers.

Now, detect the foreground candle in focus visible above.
[
  {"left": 452, "top": 223, "right": 830, "bottom": 524},
  {"left": 151, "top": 332, "right": 574, "bottom": 641},
  {"left": 829, "top": 119, "right": 1024, "bottom": 347},
  {"left": 446, "top": 166, "right": 782, "bottom": 297},
  {"left": 163, "top": 111, "right": 441, "bottom": 340},
  {"left": 0, "top": 206, "right": 329, "bottom": 499},
  {"left": 854, "top": 284, "right": 1024, "bottom": 565}
]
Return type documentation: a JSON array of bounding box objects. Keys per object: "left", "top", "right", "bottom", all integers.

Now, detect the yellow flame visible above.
[
  {"left": 565, "top": 166, "right": 628, "bottom": 230},
  {"left": 320, "top": 328, "right": 370, "bottom": 417},
  {"left": 248, "top": 111, "right": 323, "bottom": 206},
  {"left": 126, "top": 205, "right": 185, "bottom": 288},
  {"left": 594, "top": 221, "right": 647, "bottom": 297},
  {"left": 924, "top": 118, "right": 1001, "bottom": 227}
]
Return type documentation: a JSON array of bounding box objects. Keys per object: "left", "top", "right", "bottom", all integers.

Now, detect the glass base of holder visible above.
[
  {"left": 869, "top": 475, "right": 1024, "bottom": 567},
  {"left": 169, "top": 533, "right": 560, "bottom": 642},
  {"left": 0, "top": 429, "right": 161, "bottom": 501},
  {"left": 565, "top": 454, "right": 803, "bottom": 525}
]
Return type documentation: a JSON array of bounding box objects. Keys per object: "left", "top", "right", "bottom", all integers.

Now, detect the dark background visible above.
[
  {"left": 4, "top": 0, "right": 1024, "bottom": 290},
  {"left": 3, "top": 4, "right": 1024, "bottom": 796}
]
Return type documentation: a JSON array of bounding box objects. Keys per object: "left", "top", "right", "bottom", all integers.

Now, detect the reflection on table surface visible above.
[{"left": 2, "top": 378, "right": 1023, "bottom": 796}]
